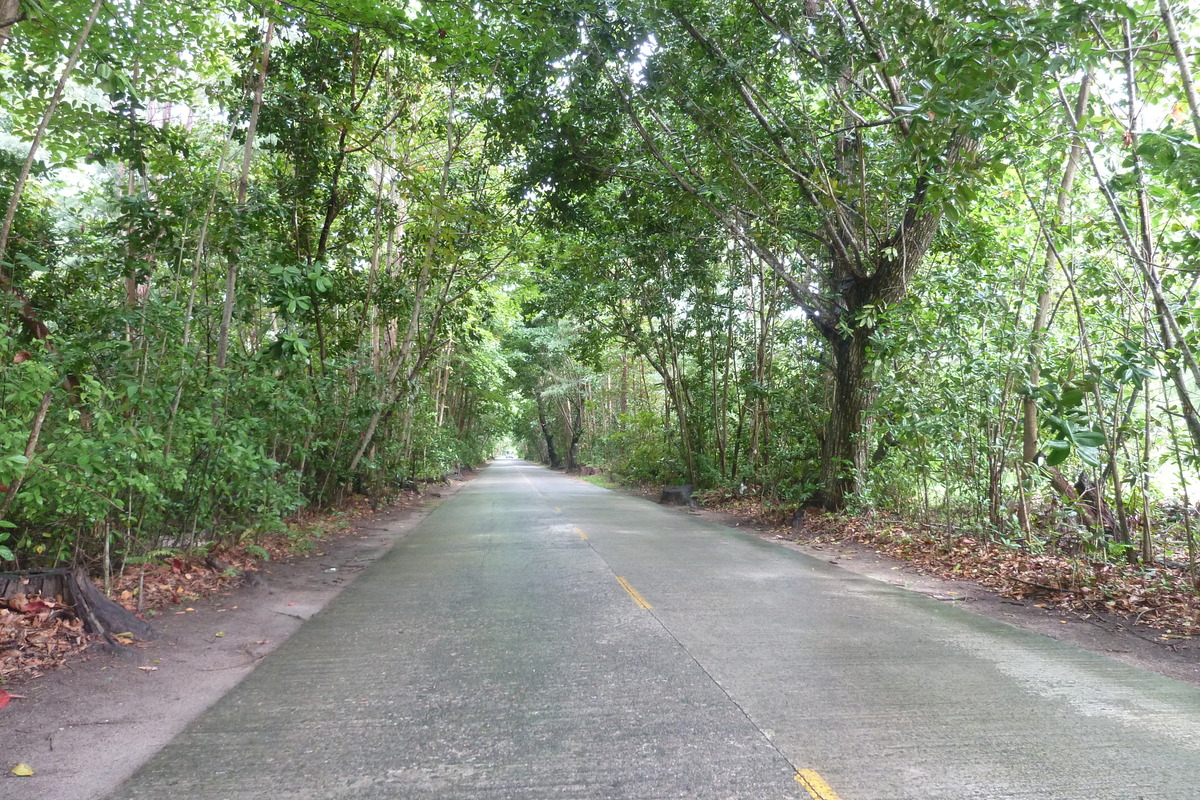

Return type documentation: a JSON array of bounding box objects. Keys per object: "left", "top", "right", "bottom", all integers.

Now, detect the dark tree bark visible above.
[
  {"left": 565, "top": 395, "right": 584, "bottom": 472},
  {"left": 0, "top": 568, "right": 155, "bottom": 646},
  {"left": 535, "top": 391, "right": 561, "bottom": 469},
  {"left": 815, "top": 324, "right": 874, "bottom": 508},
  {"left": 598, "top": 4, "right": 978, "bottom": 508},
  {"left": 804, "top": 142, "right": 970, "bottom": 508}
]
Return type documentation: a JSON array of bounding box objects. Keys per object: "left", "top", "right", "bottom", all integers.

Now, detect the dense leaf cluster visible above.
[{"left": 3, "top": 0, "right": 1200, "bottom": 581}]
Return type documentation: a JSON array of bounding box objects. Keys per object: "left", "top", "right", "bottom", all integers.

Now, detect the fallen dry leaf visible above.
[
  {"left": 0, "top": 493, "right": 393, "bottom": 687},
  {"left": 9, "top": 763, "right": 34, "bottom": 776},
  {"left": 702, "top": 493, "right": 1200, "bottom": 639},
  {"left": 0, "top": 689, "right": 26, "bottom": 710}
]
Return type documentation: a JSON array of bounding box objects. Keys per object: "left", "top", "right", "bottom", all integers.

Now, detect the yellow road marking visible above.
[
  {"left": 795, "top": 770, "right": 844, "bottom": 800},
  {"left": 553, "top": 506, "right": 561, "bottom": 513},
  {"left": 615, "top": 577, "right": 652, "bottom": 610},
  {"left": 574, "top": 526, "right": 589, "bottom": 540}
]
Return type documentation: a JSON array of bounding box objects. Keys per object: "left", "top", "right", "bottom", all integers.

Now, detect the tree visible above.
[{"left": 497, "top": 0, "right": 1112, "bottom": 507}]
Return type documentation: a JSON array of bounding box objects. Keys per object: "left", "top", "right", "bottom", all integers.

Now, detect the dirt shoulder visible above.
[{"left": 0, "top": 478, "right": 467, "bottom": 800}]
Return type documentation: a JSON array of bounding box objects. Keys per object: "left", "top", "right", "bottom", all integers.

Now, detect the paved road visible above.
[{"left": 108, "top": 460, "right": 1200, "bottom": 799}]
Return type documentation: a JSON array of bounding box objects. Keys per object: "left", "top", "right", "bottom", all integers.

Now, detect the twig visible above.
[{"left": 1008, "top": 576, "right": 1085, "bottom": 595}]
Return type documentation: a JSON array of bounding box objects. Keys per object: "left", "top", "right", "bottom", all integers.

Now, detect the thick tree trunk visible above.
[
  {"left": 535, "top": 392, "right": 561, "bottom": 469},
  {"left": 808, "top": 138, "right": 972, "bottom": 509},
  {"left": 565, "top": 436, "right": 581, "bottom": 472},
  {"left": 816, "top": 325, "right": 873, "bottom": 509}
]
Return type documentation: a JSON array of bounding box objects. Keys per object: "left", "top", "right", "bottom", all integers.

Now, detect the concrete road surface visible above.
[{"left": 107, "top": 460, "right": 1200, "bottom": 799}]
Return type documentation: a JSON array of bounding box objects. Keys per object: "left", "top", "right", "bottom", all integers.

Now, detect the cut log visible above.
[
  {"left": 0, "top": 568, "right": 154, "bottom": 645},
  {"left": 1047, "top": 467, "right": 1104, "bottom": 530}
]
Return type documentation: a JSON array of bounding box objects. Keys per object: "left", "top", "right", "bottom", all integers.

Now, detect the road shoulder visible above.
[
  {"left": 687, "top": 502, "right": 1200, "bottom": 688},
  {"left": 1, "top": 479, "right": 467, "bottom": 799},
  {"left": 583, "top": 473, "right": 1199, "bottom": 687}
]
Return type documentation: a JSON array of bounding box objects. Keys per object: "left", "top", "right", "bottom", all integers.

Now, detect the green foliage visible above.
[
  {"left": 244, "top": 544, "right": 270, "bottom": 561},
  {"left": 2, "top": 0, "right": 1200, "bottom": 578},
  {"left": 0, "top": 0, "right": 519, "bottom": 571},
  {"left": 601, "top": 412, "right": 688, "bottom": 486}
]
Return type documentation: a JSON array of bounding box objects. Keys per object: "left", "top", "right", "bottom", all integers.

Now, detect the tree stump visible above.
[
  {"left": 790, "top": 506, "right": 823, "bottom": 533},
  {"left": 659, "top": 484, "right": 696, "bottom": 508},
  {"left": 0, "top": 568, "right": 155, "bottom": 645}
]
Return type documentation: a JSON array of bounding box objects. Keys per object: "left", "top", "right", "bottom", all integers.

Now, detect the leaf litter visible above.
[
  {"left": 1, "top": 493, "right": 405, "bottom": 689},
  {"left": 700, "top": 491, "right": 1200, "bottom": 640}
]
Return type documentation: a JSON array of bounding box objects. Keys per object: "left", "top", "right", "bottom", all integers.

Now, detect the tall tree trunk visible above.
[
  {"left": 536, "top": 391, "right": 561, "bottom": 469},
  {"left": 812, "top": 144, "right": 966, "bottom": 509},
  {"left": 1159, "top": 0, "right": 1200, "bottom": 142},
  {"left": 0, "top": 0, "right": 103, "bottom": 371},
  {"left": 0, "top": 0, "right": 104, "bottom": 270},
  {"left": 619, "top": 351, "right": 629, "bottom": 417},
  {"left": 565, "top": 394, "right": 584, "bottom": 472},
  {"left": 1061, "top": 81, "right": 1200, "bottom": 457},
  {"left": 1015, "top": 79, "right": 1091, "bottom": 535},
  {"left": 0, "top": 0, "right": 22, "bottom": 53},
  {"left": 216, "top": 16, "right": 274, "bottom": 370},
  {"left": 348, "top": 81, "right": 462, "bottom": 474},
  {"left": 817, "top": 324, "right": 873, "bottom": 507},
  {"left": 166, "top": 122, "right": 238, "bottom": 430},
  {"left": 1022, "top": 77, "right": 1090, "bottom": 465},
  {"left": 1111, "top": 19, "right": 1154, "bottom": 560}
]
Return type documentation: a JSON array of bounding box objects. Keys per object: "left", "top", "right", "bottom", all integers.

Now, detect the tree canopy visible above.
[{"left": 2, "top": 0, "right": 1200, "bottom": 582}]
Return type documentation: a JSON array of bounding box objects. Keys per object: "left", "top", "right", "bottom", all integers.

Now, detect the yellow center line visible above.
[
  {"left": 574, "top": 526, "right": 589, "bottom": 540},
  {"left": 795, "top": 770, "right": 844, "bottom": 800},
  {"left": 615, "top": 577, "right": 652, "bottom": 610}
]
